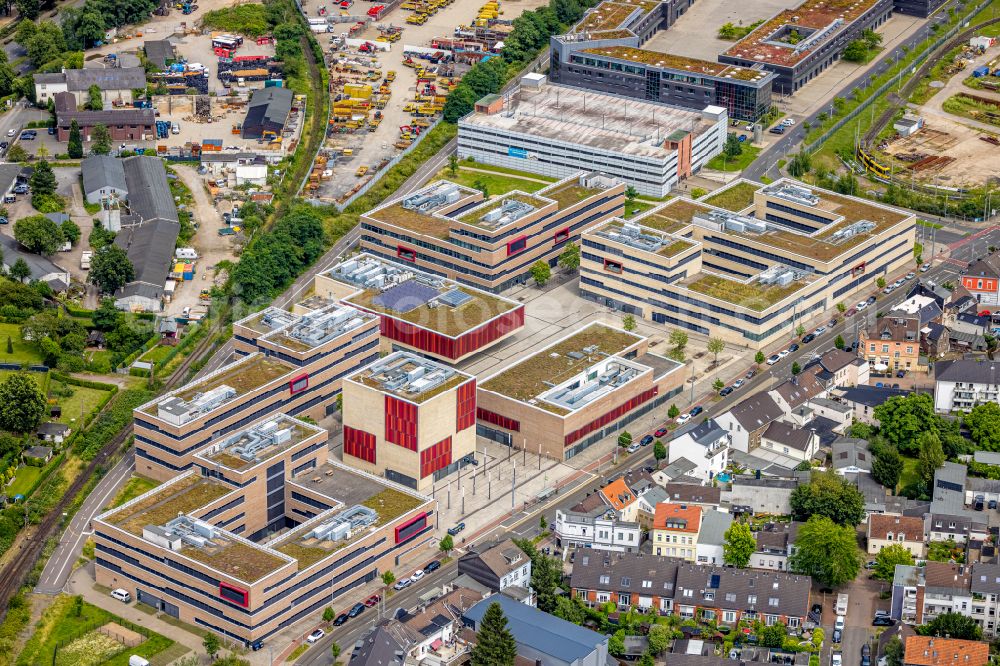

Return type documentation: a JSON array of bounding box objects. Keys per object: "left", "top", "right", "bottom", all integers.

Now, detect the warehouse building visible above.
[
  {"left": 457, "top": 81, "right": 727, "bottom": 197},
  {"left": 476, "top": 323, "right": 685, "bottom": 460},
  {"left": 242, "top": 87, "right": 294, "bottom": 140},
  {"left": 341, "top": 352, "right": 477, "bottom": 491},
  {"left": 358, "top": 171, "right": 625, "bottom": 292},
  {"left": 95, "top": 414, "right": 434, "bottom": 646},
  {"left": 136, "top": 304, "right": 380, "bottom": 479},
  {"left": 315, "top": 254, "right": 525, "bottom": 363},
  {"left": 718, "top": 0, "right": 893, "bottom": 94},
  {"left": 578, "top": 178, "right": 916, "bottom": 349}
]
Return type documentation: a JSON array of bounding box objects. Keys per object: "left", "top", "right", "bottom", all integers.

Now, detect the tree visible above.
[
  {"left": 723, "top": 521, "right": 755, "bottom": 568},
  {"left": 539, "top": 514, "right": 547, "bottom": 530},
  {"left": 14, "top": 215, "right": 62, "bottom": 255},
  {"left": 7, "top": 145, "right": 27, "bottom": 163},
  {"left": 874, "top": 544, "right": 914, "bottom": 581},
  {"left": 529, "top": 550, "right": 561, "bottom": 612},
  {"left": 876, "top": 277, "right": 887, "bottom": 289},
  {"left": 9, "top": 258, "right": 31, "bottom": 282},
  {"left": 15, "top": 0, "right": 40, "bottom": 20},
  {"left": 553, "top": 596, "right": 584, "bottom": 624},
  {"left": 965, "top": 402, "right": 1000, "bottom": 451},
  {"left": 608, "top": 630, "right": 626, "bottom": 657},
  {"left": 623, "top": 313, "right": 637, "bottom": 332},
  {"left": 873, "top": 393, "right": 939, "bottom": 455},
  {"left": 470, "top": 602, "right": 517, "bottom": 666},
  {"left": 788, "top": 151, "right": 812, "bottom": 177},
  {"left": 472, "top": 177, "right": 489, "bottom": 199},
  {"left": 92, "top": 298, "right": 122, "bottom": 331},
  {"left": 29, "top": 159, "right": 56, "bottom": 197},
  {"left": 790, "top": 470, "right": 866, "bottom": 526},
  {"left": 647, "top": 624, "right": 670, "bottom": 654},
  {"left": 5, "top": 337, "right": 11, "bottom": 354},
  {"left": 331, "top": 642, "right": 341, "bottom": 660},
  {"left": 760, "top": 622, "right": 786, "bottom": 648},
  {"left": 916, "top": 431, "right": 945, "bottom": 489},
  {"left": 843, "top": 39, "right": 869, "bottom": 62},
  {"left": 653, "top": 439, "right": 666, "bottom": 462},
  {"left": 439, "top": 534, "right": 453, "bottom": 554},
  {"left": 835, "top": 334, "right": 845, "bottom": 349},
  {"left": 707, "top": 337, "right": 725, "bottom": 365},
  {"left": 884, "top": 637, "right": 904, "bottom": 666},
  {"left": 755, "top": 351, "right": 765, "bottom": 365},
  {"left": 668, "top": 404, "right": 680, "bottom": 419},
  {"left": 638, "top": 654, "right": 655, "bottom": 666},
  {"left": 91, "top": 123, "right": 111, "bottom": 155},
  {"left": 669, "top": 329, "right": 688, "bottom": 351},
  {"left": 724, "top": 132, "right": 743, "bottom": 158},
  {"left": 448, "top": 153, "right": 458, "bottom": 176},
  {"left": 618, "top": 430, "right": 632, "bottom": 449},
  {"left": 796, "top": 324, "right": 806, "bottom": 337},
  {"left": 713, "top": 378, "right": 725, "bottom": 391},
  {"left": 625, "top": 185, "right": 638, "bottom": 204},
  {"left": 87, "top": 84, "right": 103, "bottom": 111},
  {"left": 558, "top": 241, "right": 580, "bottom": 271},
  {"left": 61, "top": 219, "right": 80, "bottom": 245},
  {"left": 917, "top": 612, "right": 983, "bottom": 640},
  {"left": 789, "top": 515, "right": 861, "bottom": 588},
  {"left": 202, "top": 632, "right": 220, "bottom": 660},
  {"left": 323, "top": 607, "right": 335, "bottom": 622},
  {"left": 67, "top": 119, "right": 83, "bottom": 159},
  {"left": 89, "top": 245, "right": 134, "bottom": 294},
  {"left": 529, "top": 260, "right": 550, "bottom": 286},
  {"left": 382, "top": 571, "right": 395, "bottom": 586},
  {"left": 791, "top": 361, "right": 801, "bottom": 375},
  {"left": 871, "top": 445, "right": 904, "bottom": 489}
]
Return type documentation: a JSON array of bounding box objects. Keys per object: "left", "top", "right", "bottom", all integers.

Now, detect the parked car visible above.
[
  {"left": 655, "top": 427, "right": 668, "bottom": 437},
  {"left": 410, "top": 569, "right": 425, "bottom": 581},
  {"left": 835, "top": 616, "right": 846, "bottom": 631},
  {"left": 769, "top": 126, "right": 785, "bottom": 134},
  {"left": 307, "top": 629, "right": 326, "bottom": 643},
  {"left": 110, "top": 588, "right": 131, "bottom": 603},
  {"left": 905, "top": 272, "right": 915, "bottom": 280},
  {"left": 333, "top": 613, "right": 348, "bottom": 626},
  {"left": 0, "top": 141, "right": 8, "bottom": 151},
  {"left": 867, "top": 296, "right": 877, "bottom": 305},
  {"left": 920, "top": 263, "right": 931, "bottom": 272},
  {"left": 393, "top": 578, "right": 412, "bottom": 590},
  {"left": 719, "top": 386, "right": 733, "bottom": 397},
  {"left": 814, "top": 326, "right": 827, "bottom": 335},
  {"left": 802, "top": 333, "right": 816, "bottom": 344},
  {"left": 778, "top": 350, "right": 789, "bottom": 359},
  {"left": 856, "top": 301, "right": 868, "bottom": 311},
  {"left": 872, "top": 616, "right": 895, "bottom": 627},
  {"left": 5, "top": 129, "right": 14, "bottom": 137},
  {"left": 47, "top": 126, "right": 55, "bottom": 135},
  {"left": 788, "top": 343, "right": 799, "bottom": 353},
  {"left": 896, "top": 369, "right": 906, "bottom": 378},
  {"left": 13, "top": 184, "right": 27, "bottom": 194},
  {"left": 364, "top": 594, "right": 381, "bottom": 607},
  {"left": 733, "top": 379, "right": 745, "bottom": 389},
  {"left": 809, "top": 603, "right": 823, "bottom": 624},
  {"left": 862, "top": 645, "right": 871, "bottom": 666},
  {"left": 627, "top": 442, "right": 641, "bottom": 453},
  {"left": 746, "top": 368, "right": 757, "bottom": 379},
  {"left": 447, "top": 523, "right": 465, "bottom": 536},
  {"left": 846, "top": 307, "right": 857, "bottom": 316},
  {"left": 833, "top": 629, "right": 843, "bottom": 644},
  {"left": 832, "top": 652, "right": 843, "bottom": 666},
  {"left": 676, "top": 413, "right": 692, "bottom": 425},
  {"left": 640, "top": 435, "right": 654, "bottom": 446},
  {"left": 690, "top": 406, "right": 703, "bottom": 417},
  {"left": 425, "top": 560, "right": 441, "bottom": 572},
  {"left": 767, "top": 354, "right": 780, "bottom": 365},
  {"left": 348, "top": 603, "right": 365, "bottom": 618}
]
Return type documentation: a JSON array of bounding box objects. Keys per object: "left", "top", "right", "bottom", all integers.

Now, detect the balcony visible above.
[{"left": 425, "top": 640, "right": 472, "bottom": 666}]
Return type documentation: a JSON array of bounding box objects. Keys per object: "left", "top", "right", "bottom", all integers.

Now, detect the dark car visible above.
[
  {"left": 872, "top": 616, "right": 895, "bottom": 627},
  {"left": 746, "top": 368, "right": 757, "bottom": 379},
  {"left": 867, "top": 296, "right": 877, "bottom": 305},
  {"left": 808, "top": 603, "right": 822, "bottom": 624},
  {"left": 846, "top": 307, "right": 857, "bottom": 316},
  {"left": 333, "top": 613, "right": 349, "bottom": 626},
  {"left": 861, "top": 644, "right": 871, "bottom": 666},
  {"left": 0, "top": 141, "right": 8, "bottom": 150},
  {"left": 896, "top": 369, "right": 905, "bottom": 378},
  {"left": 690, "top": 406, "right": 703, "bottom": 417},
  {"left": 802, "top": 333, "right": 816, "bottom": 343},
  {"left": 828, "top": 318, "right": 837, "bottom": 327},
  {"left": 447, "top": 522, "right": 465, "bottom": 536},
  {"left": 348, "top": 603, "right": 365, "bottom": 618},
  {"left": 832, "top": 628, "right": 842, "bottom": 644},
  {"left": 13, "top": 184, "right": 27, "bottom": 194},
  {"left": 425, "top": 560, "right": 441, "bottom": 572},
  {"left": 640, "top": 435, "right": 654, "bottom": 446},
  {"left": 47, "top": 126, "right": 55, "bottom": 135},
  {"left": 719, "top": 386, "right": 734, "bottom": 397},
  {"left": 788, "top": 343, "right": 799, "bottom": 352}
]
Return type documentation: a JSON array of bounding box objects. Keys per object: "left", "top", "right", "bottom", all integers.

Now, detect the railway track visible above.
[{"left": 0, "top": 315, "right": 226, "bottom": 622}]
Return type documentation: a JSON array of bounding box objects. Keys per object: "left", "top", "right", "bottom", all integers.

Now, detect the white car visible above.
[
  {"left": 905, "top": 272, "right": 916, "bottom": 280},
  {"left": 676, "top": 413, "right": 692, "bottom": 425},
  {"left": 782, "top": 118, "right": 796, "bottom": 125},
  {"left": 814, "top": 326, "right": 827, "bottom": 335},
  {"left": 744, "top": 123, "right": 754, "bottom": 131},
  {"left": 306, "top": 629, "right": 325, "bottom": 644},
  {"left": 778, "top": 350, "right": 789, "bottom": 359},
  {"left": 832, "top": 653, "right": 843, "bottom": 666},
  {"left": 110, "top": 588, "right": 131, "bottom": 603},
  {"left": 410, "top": 569, "right": 425, "bottom": 581},
  {"left": 856, "top": 301, "right": 868, "bottom": 310},
  {"left": 835, "top": 615, "right": 846, "bottom": 631},
  {"left": 627, "top": 443, "right": 641, "bottom": 453},
  {"left": 920, "top": 263, "right": 931, "bottom": 272},
  {"left": 733, "top": 379, "right": 745, "bottom": 389},
  {"left": 766, "top": 354, "right": 780, "bottom": 365},
  {"left": 5, "top": 129, "right": 14, "bottom": 137}
]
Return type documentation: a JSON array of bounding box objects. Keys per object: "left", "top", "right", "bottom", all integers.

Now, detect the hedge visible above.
[
  {"left": 64, "top": 305, "right": 95, "bottom": 318},
  {"left": 19, "top": 452, "right": 65, "bottom": 500},
  {"left": 49, "top": 372, "right": 119, "bottom": 394}
]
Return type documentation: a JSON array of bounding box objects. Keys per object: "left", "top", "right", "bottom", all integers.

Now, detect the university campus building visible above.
[
  {"left": 95, "top": 414, "right": 435, "bottom": 646},
  {"left": 135, "top": 304, "right": 380, "bottom": 480},
  {"left": 578, "top": 178, "right": 916, "bottom": 349},
  {"left": 476, "top": 322, "right": 686, "bottom": 461},
  {"left": 357, "top": 172, "right": 625, "bottom": 292}
]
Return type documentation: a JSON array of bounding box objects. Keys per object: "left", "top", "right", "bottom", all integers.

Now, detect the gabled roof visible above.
[
  {"left": 835, "top": 385, "right": 910, "bottom": 408},
  {"left": 350, "top": 619, "right": 412, "bottom": 666},
  {"left": 144, "top": 40, "right": 176, "bottom": 69},
  {"left": 820, "top": 348, "right": 862, "bottom": 374},
  {"left": 467, "top": 539, "right": 527, "bottom": 578},
  {"left": 970, "top": 562, "right": 1000, "bottom": 595},
  {"left": 903, "top": 636, "right": 988, "bottom": 666},
  {"left": 726, "top": 393, "right": 784, "bottom": 431},
  {"left": 964, "top": 254, "right": 1000, "bottom": 282},
  {"left": 686, "top": 419, "right": 727, "bottom": 446},
  {"left": 601, "top": 477, "right": 637, "bottom": 511},
  {"left": 65, "top": 67, "right": 146, "bottom": 92},
  {"left": 0, "top": 235, "right": 67, "bottom": 281},
  {"left": 934, "top": 359, "right": 1000, "bottom": 385},
  {"left": 867, "top": 514, "right": 924, "bottom": 541},
  {"left": 56, "top": 108, "right": 155, "bottom": 128},
  {"left": 662, "top": 483, "right": 721, "bottom": 505},
  {"left": 771, "top": 371, "right": 825, "bottom": 409},
  {"left": 122, "top": 156, "right": 179, "bottom": 224},
  {"left": 762, "top": 421, "right": 815, "bottom": 451},
  {"left": 0, "top": 162, "right": 21, "bottom": 194},
  {"left": 81, "top": 155, "right": 127, "bottom": 196},
  {"left": 673, "top": 562, "right": 811, "bottom": 618},
  {"left": 698, "top": 509, "right": 732, "bottom": 546},
  {"left": 865, "top": 315, "right": 919, "bottom": 342}
]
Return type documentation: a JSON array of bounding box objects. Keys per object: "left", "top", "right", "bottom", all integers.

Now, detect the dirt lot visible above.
[
  {"left": 882, "top": 117, "right": 1000, "bottom": 187},
  {"left": 309, "top": 0, "right": 550, "bottom": 203}
]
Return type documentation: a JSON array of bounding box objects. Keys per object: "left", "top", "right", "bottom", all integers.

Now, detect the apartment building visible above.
[
  {"left": 356, "top": 172, "right": 625, "bottom": 293},
  {"left": 667, "top": 419, "right": 730, "bottom": 482},
  {"left": 458, "top": 82, "right": 727, "bottom": 197},
  {"left": 716, "top": 394, "right": 784, "bottom": 453},
  {"left": 867, "top": 514, "right": 926, "bottom": 557},
  {"left": 859, "top": 315, "right": 923, "bottom": 373},
  {"left": 313, "top": 254, "right": 524, "bottom": 364},
  {"left": 718, "top": 0, "right": 893, "bottom": 93},
  {"left": 960, "top": 254, "right": 1000, "bottom": 306},
  {"left": 652, "top": 503, "right": 703, "bottom": 560},
  {"left": 933, "top": 359, "right": 1000, "bottom": 413},
  {"left": 724, "top": 476, "right": 801, "bottom": 515},
  {"left": 340, "top": 352, "right": 477, "bottom": 492},
  {"left": 570, "top": 551, "right": 811, "bottom": 626},
  {"left": 555, "top": 493, "right": 643, "bottom": 553},
  {"left": 94, "top": 415, "right": 435, "bottom": 646},
  {"left": 890, "top": 562, "right": 973, "bottom": 627},
  {"left": 476, "top": 322, "right": 686, "bottom": 461},
  {"left": 580, "top": 179, "right": 916, "bottom": 349},
  {"left": 750, "top": 522, "right": 799, "bottom": 571},
  {"left": 759, "top": 421, "right": 819, "bottom": 463}
]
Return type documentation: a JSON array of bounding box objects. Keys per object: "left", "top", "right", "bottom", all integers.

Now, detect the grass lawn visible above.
[
  {"left": 0, "top": 369, "right": 48, "bottom": 392},
  {"left": 623, "top": 201, "right": 655, "bottom": 219},
  {"left": 7, "top": 465, "right": 42, "bottom": 496},
  {"left": 51, "top": 381, "right": 112, "bottom": 426},
  {"left": 459, "top": 158, "right": 558, "bottom": 181},
  {"left": 138, "top": 345, "right": 172, "bottom": 365},
  {"left": 16, "top": 595, "right": 175, "bottom": 666},
  {"left": 706, "top": 145, "right": 760, "bottom": 172},
  {"left": 0, "top": 322, "right": 43, "bottom": 365},
  {"left": 899, "top": 456, "right": 920, "bottom": 493},
  {"left": 432, "top": 167, "right": 550, "bottom": 195},
  {"left": 109, "top": 475, "right": 160, "bottom": 509}
]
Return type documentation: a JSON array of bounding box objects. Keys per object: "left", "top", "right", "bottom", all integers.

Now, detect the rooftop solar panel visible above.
[
  {"left": 372, "top": 281, "right": 438, "bottom": 313},
  {"left": 437, "top": 289, "right": 471, "bottom": 307}
]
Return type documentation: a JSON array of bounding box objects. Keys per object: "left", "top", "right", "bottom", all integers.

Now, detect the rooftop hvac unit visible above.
[{"left": 764, "top": 183, "right": 820, "bottom": 207}]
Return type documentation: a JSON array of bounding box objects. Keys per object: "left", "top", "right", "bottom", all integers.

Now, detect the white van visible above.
[
  {"left": 175, "top": 247, "right": 198, "bottom": 260},
  {"left": 129, "top": 656, "right": 150, "bottom": 666},
  {"left": 171, "top": 122, "right": 180, "bottom": 135},
  {"left": 110, "top": 588, "right": 131, "bottom": 602}
]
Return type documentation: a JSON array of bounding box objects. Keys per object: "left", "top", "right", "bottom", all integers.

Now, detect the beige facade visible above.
[{"left": 580, "top": 178, "right": 917, "bottom": 350}]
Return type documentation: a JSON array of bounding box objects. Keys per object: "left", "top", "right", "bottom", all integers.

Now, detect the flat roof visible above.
[
  {"left": 348, "top": 351, "right": 472, "bottom": 403},
  {"left": 573, "top": 0, "right": 659, "bottom": 32},
  {"left": 724, "top": 0, "right": 885, "bottom": 67},
  {"left": 592, "top": 220, "right": 695, "bottom": 257},
  {"left": 197, "top": 415, "right": 324, "bottom": 472},
  {"left": 103, "top": 474, "right": 233, "bottom": 536},
  {"left": 272, "top": 462, "right": 428, "bottom": 570},
  {"left": 480, "top": 323, "right": 644, "bottom": 415},
  {"left": 580, "top": 46, "right": 769, "bottom": 82},
  {"left": 455, "top": 192, "right": 551, "bottom": 230},
  {"left": 701, "top": 181, "right": 759, "bottom": 212},
  {"left": 638, "top": 199, "right": 714, "bottom": 232},
  {"left": 328, "top": 254, "right": 521, "bottom": 337},
  {"left": 460, "top": 83, "right": 716, "bottom": 160},
  {"left": 235, "top": 307, "right": 299, "bottom": 334},
  {"left": 367, "top": 181, "right": 480, "bottom": 238},
  {"left": 262, "top": 305, "right": 376, "bottom": 352}
]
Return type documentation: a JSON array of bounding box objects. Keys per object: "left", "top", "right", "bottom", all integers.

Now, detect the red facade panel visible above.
[
  {"left": 219, "top": 581, "right": 250, "bottom": 607},
  {"left": 365, "top": 306, "right": 524, "bottom": 361},
  {"left": 564, "top": 387, "right": 659, "bottom": 446},
  {"left": 477, "top": 407, "right": 520, "bottom": 432},
  {"left": 344, "top": 425, "right": 376, "bottom": 463},
  {"left": 385, "top": 396, "right": 418, "bottom": 451},
  {"left": 453, "top": 307, "right": 525, "bottom": 360},
  {"left": 456, "top": 380, "right": 476, "bottom": 431},
  {"left": 419, "top": 436, "right": 452, "bottom": 478}
]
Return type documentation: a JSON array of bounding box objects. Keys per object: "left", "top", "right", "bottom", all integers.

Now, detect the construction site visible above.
[{"left": 299, "top": 0, "right": 550, "bottom": 204}]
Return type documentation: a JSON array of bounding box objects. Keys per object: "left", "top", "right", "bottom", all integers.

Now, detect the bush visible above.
[{"left": 74, "top": 389, "right": 154, "bottom": 460}]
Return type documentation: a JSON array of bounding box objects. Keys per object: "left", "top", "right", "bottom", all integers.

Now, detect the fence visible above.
[
  {"left": 805, "top": 0, "right": 993, "bottom": 154},
  {"left": 50, "top": 615, "right": 154, "bottom": 666}
]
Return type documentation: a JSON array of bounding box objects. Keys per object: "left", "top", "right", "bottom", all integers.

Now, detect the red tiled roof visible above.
[{"left": 904, "top": 637, "right": 988, "bottom": 666}]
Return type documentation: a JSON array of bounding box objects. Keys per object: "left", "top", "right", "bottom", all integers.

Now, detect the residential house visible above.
[
  {"left": 867, "top": 514, "right": 926, "bottom": 557},
  {"left": 22, "top": 445, "right": 53, "bottom": 463},
  {"left": 599, "top": 477, "right": 640, "bottom": 522},
  {"left": 651, "top": 459, "right": 700, "bottom": 486},
  {"left": 933, "top": 359, "right": 1000, "bottom": 413},
  {"left": 716, "top": 393, "right": 784, "bottom": 453},
  {"left": 832, "top": 438, "right": 871, "bottom": 475},
  {"left": 0, "top": 162, "right": 21, "bottom": 199},
  {"left": 969, "top": 562, "right": 1000, "bottom": 636},
  {"left": 554, "top": 492, "right": 642, "bottom": 553},
  {"left": 891, "top": 562, "right": 974, "bottom": 627},
  {"left": 661, "top": 483, "right": 722, "bottom": 510},
  {"left": 859, "top": 315, "right": 923, "bottom": 373},
  {"left": 0, "top": 235, "right": 70, "bottom": 290},
  {"left": 892, "top": 292, "right": 944, "bottom": 327},
  {"left": 814, "top": 348, "right": 870, "bottom": 387},
  {"left": 34, "top": 66, "right": 146, "bottom": 106},
  {"left": 398, "top": 586, "right": 483, "bottom": 664},
  {"left": 724, "top": 475, "right": 801, "bottom": 515},
  {"left": 929, "top": 463, "right": 988, "bottom": 544},
  {"left": 833, "top": 385, "right": 911, "bottom": 424},
  {"left": 652, "top": 503, "right": 703, "bottom": 560},
  {"left": 35, "top": 422, "right": 69, "bottom": 445},
  {"left": 960, "top": 252, "right": 1000, "bottom": 306},
  {"left": 750, "top": 521, "right": 800, "bottom": 571},
  {"left": 903, "top": 636, "right": 989, "bottom": 666},
  {"left": 668, "top": 419, "right": 730, "bottom": 482},
  {"left": 55, "top": 107, "right": 155, "bottom": 143},
  {"left": 457, "top": 539, "right": 532, "bottom": 598},
  {"left": 695, "top": 509, "right": 733, "bottom": 566},
  {"left": 635, "top": 486, "right": 669, "bottom": 529},
  {"left": 81, "top": 155, "right": 128, "bottom": 205},
  {"left": 348, "top": 620, "right": 413, "bottom": 666},
  {"left": 769, "top": 371, "right": 828, "bottom": 416},
  {"left": 461, "top": 594, "right": 609, "bottom": 666},
  {"left": 759, "top": 421, "right": 819, "bottom": 463}
]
